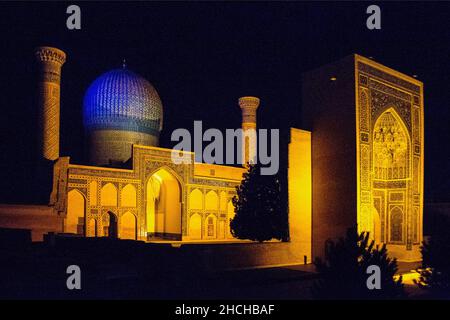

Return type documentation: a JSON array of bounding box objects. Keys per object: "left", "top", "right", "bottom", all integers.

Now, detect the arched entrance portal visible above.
[
  {"left": 146, "top": 168, "right": 182, "bottom": 240},
  {"left": 372, "top": 108, "right": 410, "bottom": 246}
]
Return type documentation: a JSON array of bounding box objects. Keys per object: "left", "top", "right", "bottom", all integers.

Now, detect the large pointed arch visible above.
[
  {"left": 372, "top": 107, "right": 411, "bottom": 246},
  {"left": 146, "top": 167, "right": 182, "bottom": 240},
  {"left": 66, "top": 189, "right": 86, "bottom": 235},
  {"left": 146, "top": 165, "right": 184, "bottom": 189},
  {"left": 372, "top": 107, "right": 411, "bottom": 180}
]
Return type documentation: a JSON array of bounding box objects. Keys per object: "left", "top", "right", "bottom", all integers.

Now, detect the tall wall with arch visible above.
[
  {"left": 302, "top": 54, "right": 424, "bottom": 262},
  {"left": 356, "top": 56, "right": 424, "bottom": 262}
]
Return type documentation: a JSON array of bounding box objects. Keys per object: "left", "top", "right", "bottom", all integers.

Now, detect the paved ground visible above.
[
  {"left": 0, "top": 234, "right": 432, "bottom": 299},
  {"left": 203, "top": 262, "right": 428, "bottom": 300},
  {"left": 397, "top": 261, "right": 421, "bottom": 273}
]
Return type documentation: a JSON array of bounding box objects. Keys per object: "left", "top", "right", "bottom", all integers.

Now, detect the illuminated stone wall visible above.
[
  {"left": 302, "top": 55, "right": 359, "bottom": 260},
  {"left": 302, "top": 54, "right": 423, "bottom": 261},
  {"left": 288, "top": 128, "right": 312, "bottom": 263},
  {"left": 57, "top": 144, "right": 243, "bottom": 242},
  {"left": 0, "top": 204, "right": 63, "bottom": 241},
  {"left": 187, "top": 163, "right": 243, "bottom": 240},
  {"left": 356, "top": 55, "right": 423, "bottom": 261}
]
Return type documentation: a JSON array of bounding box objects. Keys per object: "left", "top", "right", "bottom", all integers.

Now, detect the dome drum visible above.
[{"left": 87, "top": 130, "right": 159, "bottom": 166}]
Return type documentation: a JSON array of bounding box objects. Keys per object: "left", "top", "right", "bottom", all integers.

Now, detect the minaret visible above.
[
  {"left": 238, "top": 96, "right": 260, "bottom": 165},
  {"left": 34, "top": 46, "right": 66, "bottom": 161}
]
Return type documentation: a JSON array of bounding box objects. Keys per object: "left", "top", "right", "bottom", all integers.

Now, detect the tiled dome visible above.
[{"left": 83, "top": 67, "right": 163, "bottom": 136}]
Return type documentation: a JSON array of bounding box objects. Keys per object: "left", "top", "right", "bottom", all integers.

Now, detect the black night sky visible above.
[{"left": 0, "top": 1, "right": 449, "bottom": 202}]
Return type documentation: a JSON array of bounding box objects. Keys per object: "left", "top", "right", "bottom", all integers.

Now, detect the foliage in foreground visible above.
[
  {"left": 415, "top": 214, "right": 450, "bottom": 298},
  {"left": 313, "top": 227, "right": 404, "bottom": 299}
]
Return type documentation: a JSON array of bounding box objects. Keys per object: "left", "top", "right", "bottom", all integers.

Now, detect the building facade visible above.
[
  {"left": 0, "top": 47, "right": 425, "bottom": 263},
  {"left": 54, "top": 148, "right": 243, "bottom": 241},
  {"left": 49, "top": 55, "right": 246, "bottom": 242},
  {"left": 302, "top": 54, "right": 424, "bottom": 261}
]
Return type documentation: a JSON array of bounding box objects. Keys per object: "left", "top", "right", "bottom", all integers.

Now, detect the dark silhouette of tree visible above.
[
  {"left": 230, "top": 163, "right": 288, "bottom": 242},
  {"left": 415, "top": 214, "right": 450, "bottom": 298},
  {"left": 313, "top": 227, "right": 404, "bottom": 299}
]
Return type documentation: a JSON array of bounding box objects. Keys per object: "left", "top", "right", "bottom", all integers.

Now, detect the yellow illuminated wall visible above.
[
  {"left": 60, "top": 143, "right": 243, "bottom": 242},
  {"left": 102, "top": 211, "right": 118, "bottom": 237},
  {"left": 218, "top": 219, "right": 225, "bottom": 239},
  {"left": 88, "top": 218, "right": 97, "bottom": 237},
  {"left": 355, "top": 55, "right": 424, "bottom": 261},
  {"left": 372, "top": 109, "right": 410, "bottom": 244},
  {"left": 146, "top": 168, "right": 181, "bottom": 238},
  {"left": 186, "top": 162, "right": 242, "bottom": 241},
  {"left": 47, "top": 55, "right": 424, "bottom": 267},
  {"left": 205, "top": 214, "right": 217, "bottom": 239},
  {"left": 89, "top": 181, "right": 97, "bottom": 206},
  {"left": 101, "top": 183, "right": 117, "bottom": 206},
  {"left": 194, "top": 162, "right": 244, "bottom": 181},
  {"left": 189, "top": 189, "right": 203, "bottom": 210},
  {"left": 187, "top": 187, "right": 236, "bottom": 240},
  {"left": 220, "top": 191, "right": 227, "bottom": 211},
  {"left": 66, "top": 189, "right": 85, "bottom": 235},
  {"left": 146, "top": 176, "right": 159, "bottom": 234},
  {"left": 120, "top": 211, "right": 137, "bottom": 240},
  {"left": 189, "top": 213, "right": 202, "bottom": 239},
  {"left": 227, "top": 200, "right": 235, "bottom": 239},
  {"left": 186, "top": 190, "right": 238, "bottom": 241},
  {"left": 288, "top": 128, "right": 312, "bottom": 262},
  {"left": 205, "top": 191, "right": 218, "bottom": 211},
  {"left": 121, "top": 184, "right": 137, "bottom": 207}
]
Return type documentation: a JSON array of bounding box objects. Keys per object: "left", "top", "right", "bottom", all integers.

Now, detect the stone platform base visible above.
[{"left": 0, "top": 204, "right": 63, "bottom": 241}]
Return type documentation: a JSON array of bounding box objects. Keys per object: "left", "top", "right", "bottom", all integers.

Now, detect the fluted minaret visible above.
[
  {"left": 35, "top": 46, "right": 66, "bottom": 161},
  {"left": 238, "top": 96, "right": 260, "bottom": 165}
]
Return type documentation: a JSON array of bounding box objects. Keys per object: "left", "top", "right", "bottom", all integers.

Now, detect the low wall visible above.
[
  {"left": 0, "top": 204, "right": 63, "bottom": 241},
  {"left": 177, "top": 241, "right": 306, "bottom": 271},
  {"left": 42, "top": 236, "right": 307, "bottom": 272}
]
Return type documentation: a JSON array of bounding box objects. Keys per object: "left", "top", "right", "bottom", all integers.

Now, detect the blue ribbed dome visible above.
[{"left": 83, "top": 68, "right": 163, "bottom": 136}]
